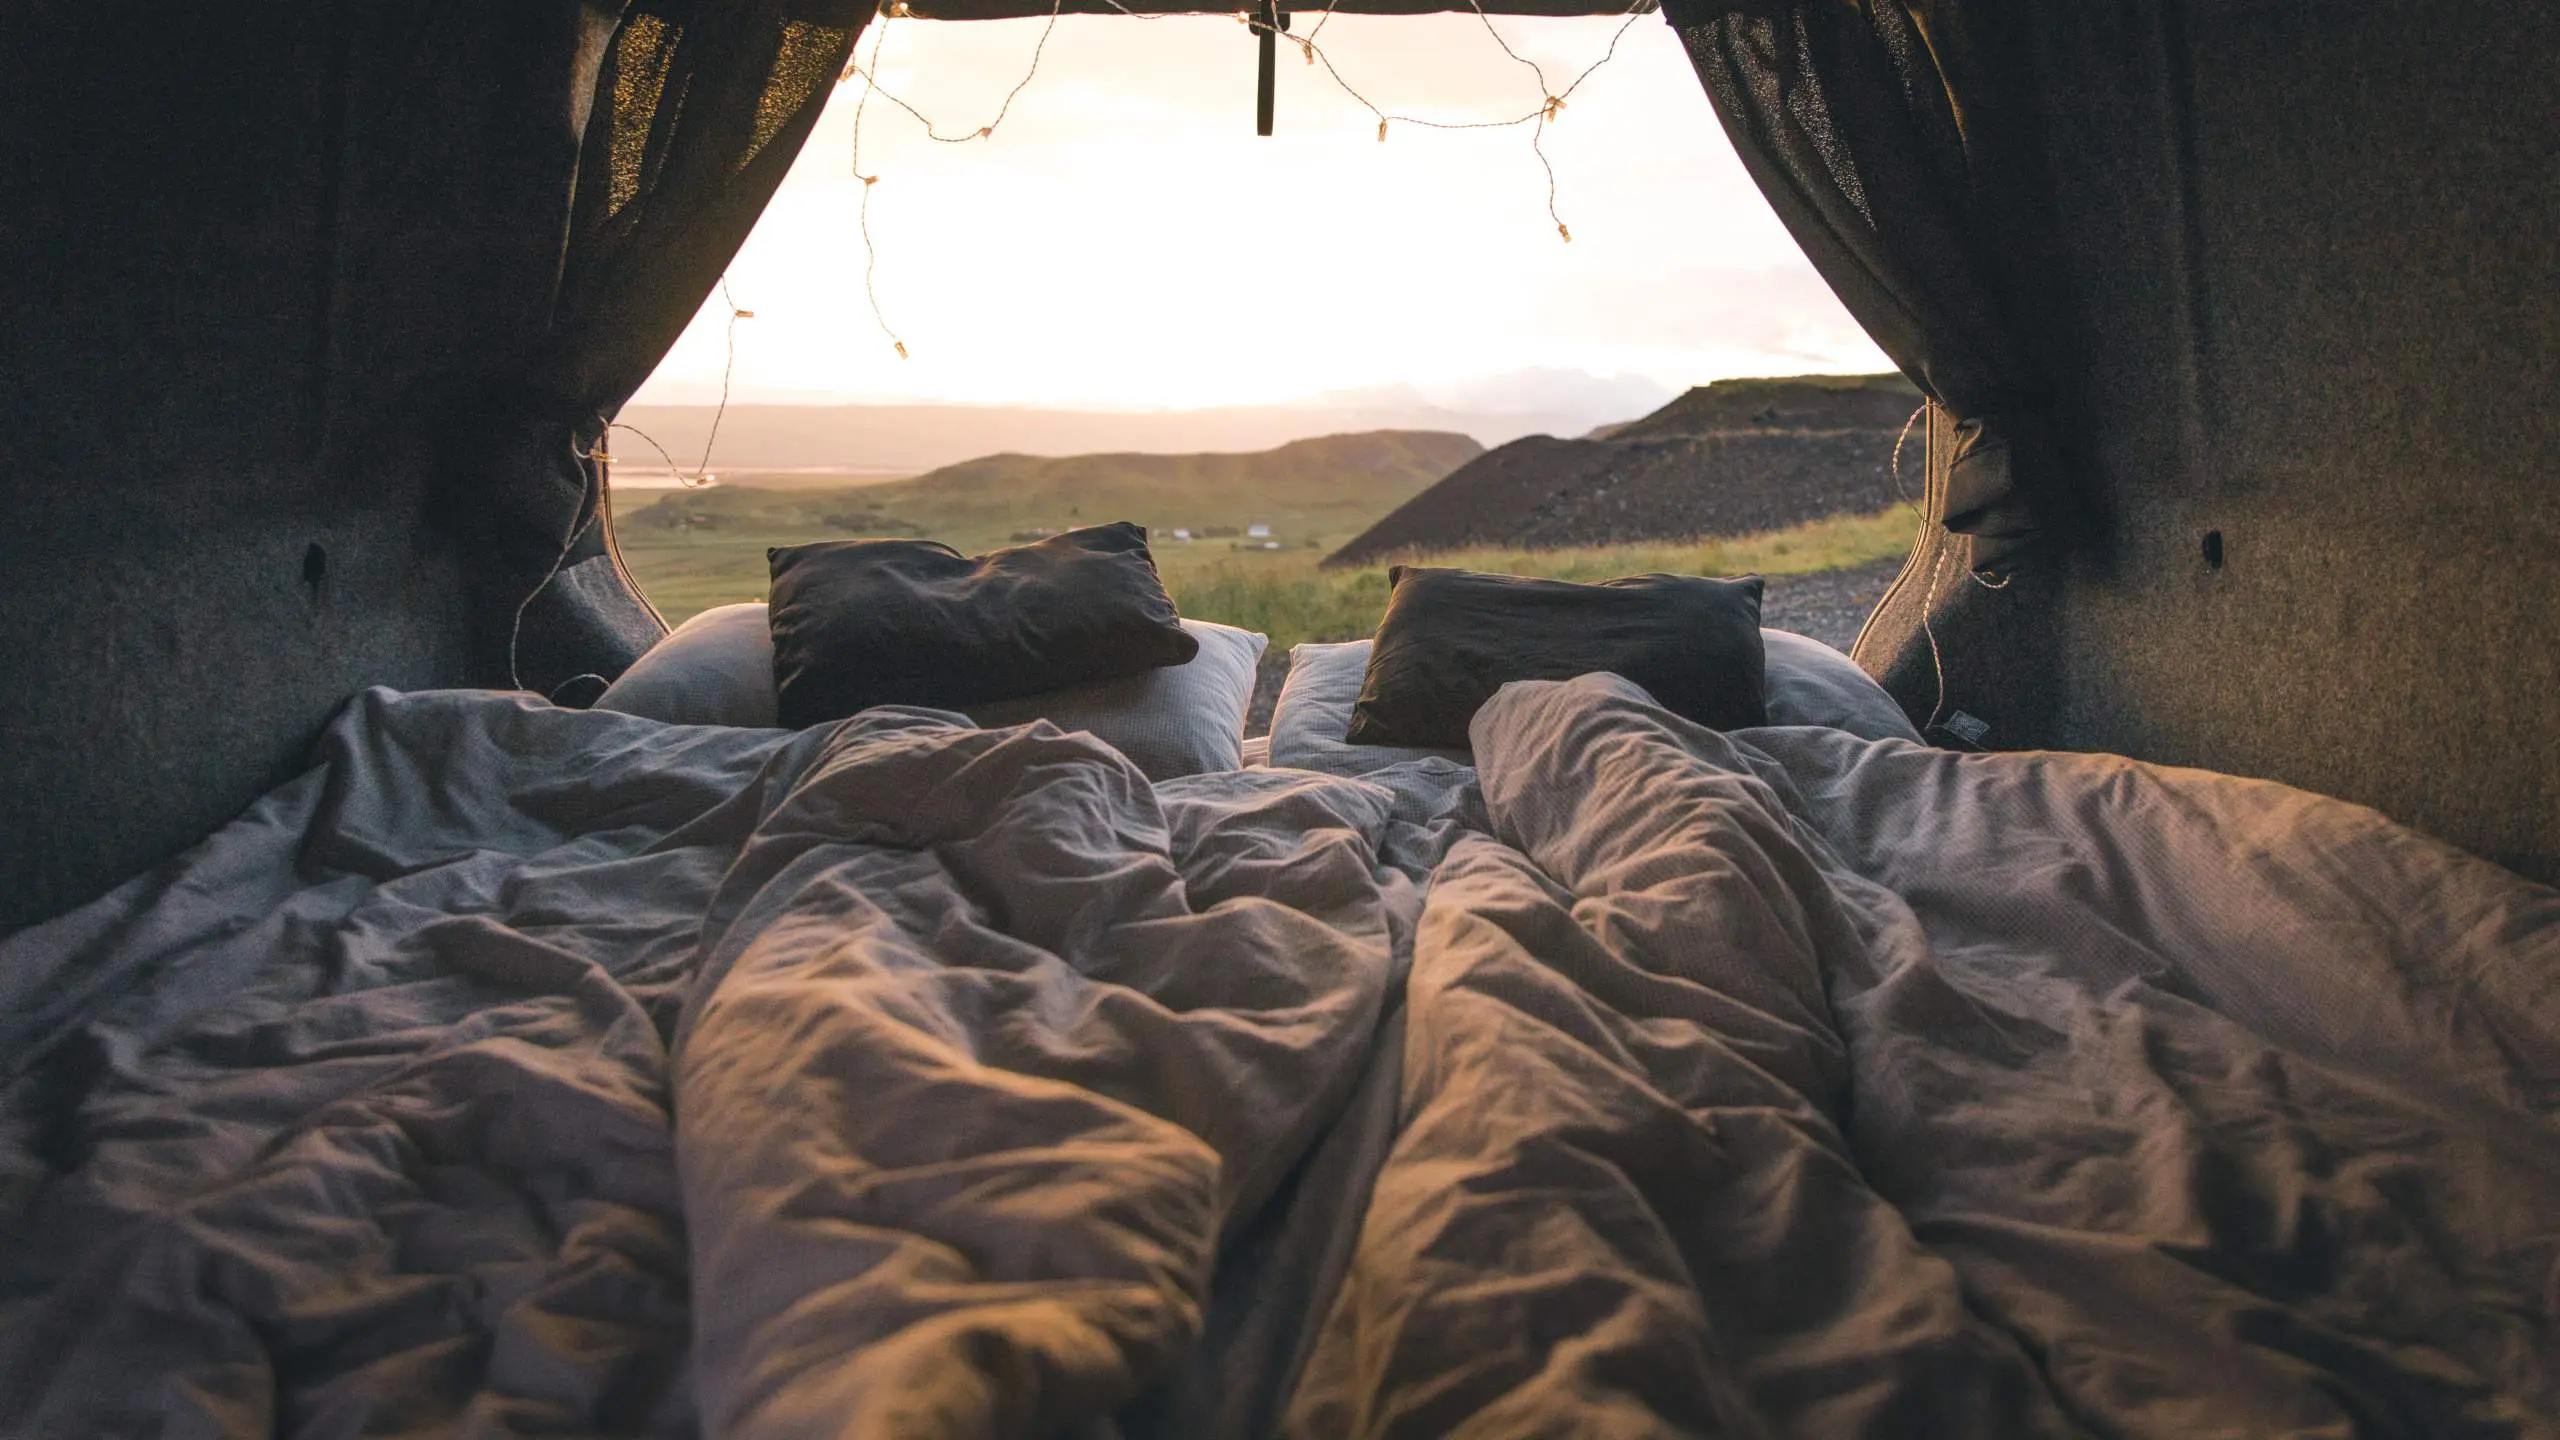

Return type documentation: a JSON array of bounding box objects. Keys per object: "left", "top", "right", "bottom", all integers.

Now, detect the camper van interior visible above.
[{"left": 3, "top": 0, "right": 2555, "bottom": 1434}]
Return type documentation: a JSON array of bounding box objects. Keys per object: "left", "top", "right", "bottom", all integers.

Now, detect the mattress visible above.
[{"left": 4, "top": 680, "right": 2555, "bottom": 1437}]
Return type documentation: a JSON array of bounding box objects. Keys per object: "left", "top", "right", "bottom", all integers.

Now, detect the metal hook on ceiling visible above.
[{"left": 1254, "top": 2, "right": 1290, "bottom": 136}]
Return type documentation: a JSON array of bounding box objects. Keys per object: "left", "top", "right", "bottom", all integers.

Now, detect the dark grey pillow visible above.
[
  {"left": 1345, "top": 566, "right": 1768, "bottom": 748},
  {"left": 768, "top": 522, "right": 1198, "bottom": 729}
]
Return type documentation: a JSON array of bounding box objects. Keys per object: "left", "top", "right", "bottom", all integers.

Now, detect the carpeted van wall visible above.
[
  {"left": 0, "top": 3, "right": 596, "bottom": 930},
  {"left": 1863, "top": 0, "right": 2560, "bottom": 882}
]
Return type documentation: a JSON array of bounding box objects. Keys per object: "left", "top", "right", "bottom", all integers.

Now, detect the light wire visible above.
[{"left": 839, "top": 0, "right": 1654, "bottom": 351}]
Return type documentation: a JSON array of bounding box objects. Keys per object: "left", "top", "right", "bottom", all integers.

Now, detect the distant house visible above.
[
  {"left": 1246, "top": 523, "right": 1272, "bottom": 539},
  {"left": 1169, "top": 528, "right": 1192, "bottom": 541}
]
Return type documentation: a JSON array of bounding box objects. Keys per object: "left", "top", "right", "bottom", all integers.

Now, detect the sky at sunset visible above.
[{"left": 631, "top": 10, "right": 1890, "bottom": 412}]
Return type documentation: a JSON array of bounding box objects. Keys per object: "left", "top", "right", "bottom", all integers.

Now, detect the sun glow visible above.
[{"left": 633, "top": 11, "right": 1888, "bottom": 412}]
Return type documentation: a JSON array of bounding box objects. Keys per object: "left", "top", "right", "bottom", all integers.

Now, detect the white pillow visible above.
[
  {"left": 966, "top": 620, "right": 1266, "bottom": 780},
  {"left": 1265, "top": 629, "right": 1918, "bottom": 773},
  {"left": 595, "top": 606, "right": 1267, "bottom": 780},
  {"left": 593, "top": 603, "right": 778, "bottom": 729},
  {"left": 1759, "top": 629, "right": 1921, "bottom": 743},
  {"left": 1267, "top": 641, "right": 1469, "bottom": 777}
]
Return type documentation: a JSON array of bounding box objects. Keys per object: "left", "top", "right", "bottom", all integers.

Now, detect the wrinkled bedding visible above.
[{"left": 4, "top": 678, "right": 2555, "bottom": 1437}]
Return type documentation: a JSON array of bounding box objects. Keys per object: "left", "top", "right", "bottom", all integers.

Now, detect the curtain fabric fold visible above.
[
  {"left": 553, "top": 0, "right": 872, "bottom": 416},
  {"left": 482, "top": 0, "right": 868, "bottom": 694},
  {"left": 1662, "top": 0, "right": 2045, "bottom": 571}
]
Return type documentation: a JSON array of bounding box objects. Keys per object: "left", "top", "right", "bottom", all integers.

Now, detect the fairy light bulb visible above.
[
  {"left": 886, "top": 0, "right": 911, "bottom": 16},
  {"left": 1377, "top": 118, "right": 1388, "bottom": 142},
  {"left": 1557, "top": 222, "right": 1572, "bottom": 242},
  {"left": 977, "top": 125, "right": 993, "bottom": 138},
  {"left": 893, "top": 341, "right": 909, "bottom": 359}
]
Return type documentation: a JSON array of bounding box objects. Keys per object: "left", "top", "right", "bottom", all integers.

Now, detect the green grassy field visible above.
[{"left": 619, "top": 504, "right": 1917, "bottom": 656}]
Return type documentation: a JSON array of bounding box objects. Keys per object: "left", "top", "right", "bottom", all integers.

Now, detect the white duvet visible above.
[{"left": 3, "top": 678, "right": 2554, "bottom": 1437}]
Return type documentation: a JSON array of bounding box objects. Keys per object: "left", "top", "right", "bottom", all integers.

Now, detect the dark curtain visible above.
[
  {"left": 555, "top": 0, "right": 869, "bottom": 413},
  {"left": 464, "top": 0, "right": 870, "bottom": 695},
  {"left": 1661, "top": 0, "right": 2046, "bottom": 571}
]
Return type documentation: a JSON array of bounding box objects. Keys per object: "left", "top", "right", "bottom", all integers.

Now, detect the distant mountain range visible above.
[
  {"left": 611, "top": 370, "right": 1676, "bottom": 481},
  {"left": 1325, "top": 374, "right": 1921, "bottom": 566},
  {"left": 613, "top": 378, "right": 1929, "bottom": 629},
  {"left": 623, "top": 430, "right": 1485, "bottom": 557}
]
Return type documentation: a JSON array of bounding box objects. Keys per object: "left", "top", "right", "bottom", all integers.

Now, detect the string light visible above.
[
  {"left": 509, "top": 501, "right": 598, "bottom": 691},
  {"left": 1877, "top": 403, "right": 1953, "bottom": 731},
  {"left": 1890, "top": 403, "right": 1924, "bottom": 516},
  {"left": 1919, "top": 541, "right": 1952, "bottom": 732},
  {"left": 843, "top": 0, "right": 1063, "bottom": 144},
  {"left": 599, "top": 421, "right": 702, "bottom": 487},
  {"left": 848, "top": 10, "right": 908, "bottom": 357},
  {"left": 582, "top": 276, "right": 747, "bottom": 484},
  {"left": 1532, "top": 109, "right": 1562, "bottom": 238},
  {"left": 839, "top": 0, "right": 1653, "bottom": 357},
  {"left": 683, "top": 274, "right": 748, "bottom": 485}
]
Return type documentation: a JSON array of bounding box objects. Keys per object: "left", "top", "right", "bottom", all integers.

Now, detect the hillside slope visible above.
[
  {"left": 1325, "top": 375, "right": 1920, "bottom": 567},
  {"left": 624, "top": 429, "right": 1482, "bottom": 556},
  {"left": 1589, "top": 372, "right": 1922, "bottom": 440},
  {"left": 610, "top": 392, "right": 1602, "bottom": 478}
]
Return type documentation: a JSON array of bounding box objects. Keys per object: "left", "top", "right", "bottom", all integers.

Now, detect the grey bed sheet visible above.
[{"left": 3, "top": 678, "right": 2554, "bottom": 1437}]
